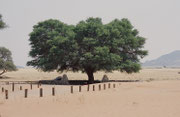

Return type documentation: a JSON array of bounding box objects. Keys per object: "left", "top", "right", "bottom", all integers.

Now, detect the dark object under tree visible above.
[{"left": 27, "top": 17, "right": 148, "bottom": 83}]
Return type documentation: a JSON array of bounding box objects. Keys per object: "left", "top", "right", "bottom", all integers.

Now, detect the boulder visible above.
[
  {"left": 102, "top": 74, "right": 109, "bottom": 82},
  {"left": 39, "top": 74, "right": 69, "bottom": 85},
  {"left": 54, "top": 74, "right": 69, "bottom": 85},
  {"left": 54, "top": 76, "right": 63, "bottom": 80}
]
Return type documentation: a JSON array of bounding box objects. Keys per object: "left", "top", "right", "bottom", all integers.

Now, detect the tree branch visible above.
[{"left": 0, "top": 69, "right": 6, "bottom": 76}]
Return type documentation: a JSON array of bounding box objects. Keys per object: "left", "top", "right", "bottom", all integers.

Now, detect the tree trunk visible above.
[
  {"left": 86, "top": 69, "right": 94, "bottom": 84},
  {"left": 0, "top": 69, "right": 6, "bottom": 76}
]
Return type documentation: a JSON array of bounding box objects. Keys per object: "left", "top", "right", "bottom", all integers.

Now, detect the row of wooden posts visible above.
[{"left": 1, "top": 83, "right": 117, "bottom": 99}]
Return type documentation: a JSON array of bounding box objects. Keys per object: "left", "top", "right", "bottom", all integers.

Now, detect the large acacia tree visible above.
[{"left": 27, "top": 18, "right": 147, "bottom": 83}]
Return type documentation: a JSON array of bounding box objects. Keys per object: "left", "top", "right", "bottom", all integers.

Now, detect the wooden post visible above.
[
  {"left": 25, "top": 89, "right": 28, "bottom": 98},
  {"left": 79, "top": 85, "right": 82, "bottom": 92},
  {"left": 5, "top": 90, "right": 8, "bottom": 99},
  {"left": 99, "top": 84, "right": 101, "bottom": 91},
  {"left": 20, "top": 86, "right": 22, "bottom": 90},
  {"left": 71, "top": 86, "right": 73, "bottom": 93},
  {"left": 30, "top": 83, "right": 32, "bottom": 90},
  {"left": 93, "top": 85, "right": 95, "bottom": 91},
  {"left": 37, "top": 83, "right": 40, "bottom": 88},
  {"left": 12, "top": 83, "right": 15, "bottom": 92},
  {"left": 2, "top": 87, "right": 4, "bottom": 92},
  {"left": 52, "top": 87, "right": 55, "bottom": 96},
  {"left": 113, "top": 84, "right": 116, "bottom": 88},
  {"left": 87, "top": 85, "right": 90, "bottom": 91},
  {"left": 108, "top": 83, "right": 111, "bottom": 88},
  {"left": 40, "top": 88, "right": 43, "bottom": 97},
  {"left": 103, "top": 84, "right": 106, "bottom": 90}
]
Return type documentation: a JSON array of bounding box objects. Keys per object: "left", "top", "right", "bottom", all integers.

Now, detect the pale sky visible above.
[{"left": 0, "top": 0, "right": 180, "bottom": 66}]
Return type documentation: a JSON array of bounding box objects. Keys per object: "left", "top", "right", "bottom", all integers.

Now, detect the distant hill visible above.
[{"left": 143, "top": 50, "right": 180, "bottom": 67}]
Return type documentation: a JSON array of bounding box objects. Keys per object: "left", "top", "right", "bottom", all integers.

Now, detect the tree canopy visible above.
[
  {"left": 0, "top": 14, "right": 6, "bottom": 29},
  {"left": 27, "top": 17, "right": 148, "bottom": 83},
  {"left": 0, "top": 47, "right": 17, "bottom": 76}
]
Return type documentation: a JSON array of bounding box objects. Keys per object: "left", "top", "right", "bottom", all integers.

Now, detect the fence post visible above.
[
  {"left": 30, "top": 83, "right": 32, "bottom": 90},
  {"left": 87, "top": 85, "right": 90, "bottom": 91},
  {"left": 52, "top": 87, "right": 55, "bottom": 96},
  {"left": 113, "top": 84, "right": 116, "bottom": 88},
  {"left": 5, "top": 90, "right": 8, "bottom": 99},
  {"left": 12, "top": 83, "right": 15, "bottom": 92},
  {"left": 79, "top": 85, "right": 82, "bottom": 92},
  {"left": 71, "top": 86, "right": 73, "bottom": 93},
  {"left": 37, "top": 83, "right": 40, "bottom": 88},
  {"left": 40, "top": 88, "right": 43, "bottom": 97},
  {"left": 108, "top": 83, "right": 111, "bottom": 89},
  {"left": 2, "top": 87, "right": 4, "bottom": 92},
  {"left": 20, "top": 86, "right": 22, "bottom": 90},
  {"left": 104, "top": 84, "right": 106, "bottom": 90},
  {"left": 99, "top": 84, "right": 101, "bottom": 91},
  {"left": 93, "top": 85, "right": 95, "bottom": 91},
  {"left": 25, "top": 89, "right": 28, "bottom": 98}
]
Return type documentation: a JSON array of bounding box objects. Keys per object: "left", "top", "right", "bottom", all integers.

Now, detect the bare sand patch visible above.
[
  {"left": 0, "top": 68, "right": 180, "bottom": 117},
  {"left": 0, "top": 80, "right": 180, "bottom": 117}
]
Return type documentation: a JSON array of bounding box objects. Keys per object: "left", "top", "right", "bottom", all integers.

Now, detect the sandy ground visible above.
[
  {"left": 1, "top": 68, "right": 180, "bottom": 81},
  {"left": 0, "top": 80, "right": 180, "bottom": 117},
  {"left": 0, "top": 68, "right": 180, "bottom": 117}
]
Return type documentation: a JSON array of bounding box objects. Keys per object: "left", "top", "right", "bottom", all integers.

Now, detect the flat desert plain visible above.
[
  {"left": 0, "top": 68, "right": 180, "bottom": 117},
  {"left": 1, "top": 68, "right": 180, "bottom": 81}
]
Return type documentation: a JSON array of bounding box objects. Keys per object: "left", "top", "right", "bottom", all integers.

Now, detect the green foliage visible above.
[
  {"left": 27, "top": 18, "right": 148, "bottom": 83},
  {"left": 27, "top": 19, "right": 77, "bottom": 72},
  {"left": 0, "top": 47, "right": 17, "bottom": 76},
  {"left": 0, "top": 14, "right": 6, "bottom": 29}
]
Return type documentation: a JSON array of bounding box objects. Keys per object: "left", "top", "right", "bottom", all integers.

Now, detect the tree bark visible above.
[
  {"left": 86, "top": 69, "right": 94, "bottom": 84},
  {"left": 0, "top": 69, "right": 6, "bottom": 76}
]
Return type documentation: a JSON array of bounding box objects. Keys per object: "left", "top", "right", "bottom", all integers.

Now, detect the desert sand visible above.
[
  {"left": 0, "top": 81, "right": 180, "bottom": 117},
  {"left": 0, "top": 68, "right": 180, "bottom": 117},
  {"left": 1, "top": 68, "right": 180, "bottom": 81}
]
